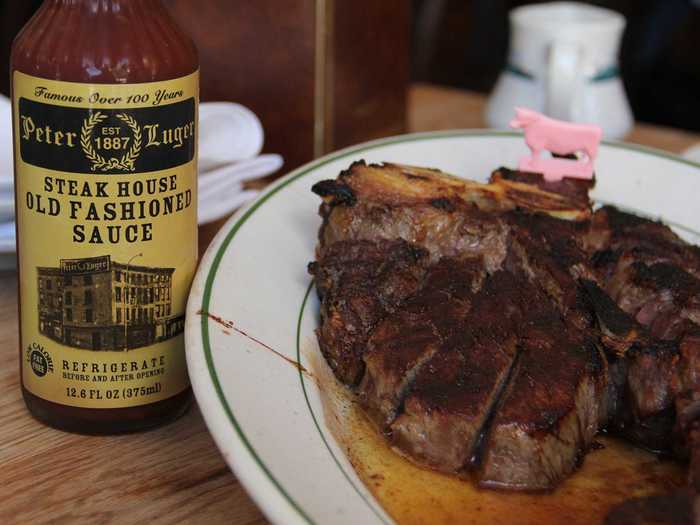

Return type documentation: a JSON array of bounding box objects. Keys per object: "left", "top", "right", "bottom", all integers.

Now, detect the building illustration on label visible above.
[{"left": 37, "top": 255, "right": 184, "bottom": 351}]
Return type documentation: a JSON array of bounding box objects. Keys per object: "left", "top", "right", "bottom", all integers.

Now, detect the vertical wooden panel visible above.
[
  {"left": 164, "top": 1, "right": 408, "bottom": 169},
  {"left": 330, "top": 0, "right": 409, "bottom": 149},
  {"left": 3, "top": 2, "right": 410, "bottom": 170},
  {"left": 164, "top": 0, "right": 316, "bottom": 170}
]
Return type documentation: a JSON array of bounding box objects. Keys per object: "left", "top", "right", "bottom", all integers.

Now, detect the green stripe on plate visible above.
[
  {"left": 591, "top": 65, "right": 620, "bottom": 82},
  {"left": 505, "top": 63, "right": 620, "bottom": 83},
  {"left": 296, "top": 282, "right": 393, "bottom": 525},
  {"left": 199, "top": 130, "right": 700, "bottom": 525}
]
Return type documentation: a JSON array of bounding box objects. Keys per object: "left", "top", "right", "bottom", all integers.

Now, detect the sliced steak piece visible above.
[
  {"left": 579, "top": 278, "right": 655, "bottom": 434},
  {"left": 360, "top": 312, "right": 442, "bottom": 428},
  {"left": 604, "top": 333, "right": 700, "bottom": 524},
  {"left": 687, "top": 422, "right": 700, "bottom": 496},
  {"left": 600, "top": 255, "right": 700, "bottom": 341},
  {"left": 625, "top": 341, "right": 680, "bottom": 421},
  {"left": 359, "top": 257, "right": 486, "bottom": 426},
  {"left": 478, "top": 318, "right": 608, "bottom": 491},
  {"left": 505, "top": 212, "right": 598, "bottom": 333},
  {"left": 586, "top": 206, "right": 700, "bottom": 278},
  {"left": 614, "top": 341, "right": 680, "bottom": 453},
  {"left": 388, "top": 271, "right": 524, "bottom": 473},
  {"left": 586, "top": 204, "right": 700, "bottom": 357},
  {"left": 507, "top": 211, "right": 598, "bottom": 282},
  {"left": 580, "top": 278, "right": 649, "bottom": 358},
  {"left": 310, "top": 239, "right": 429, "bottom": 385},
  {"left": 587, "top": 208, "right": 700, "bottom": 339},
  {"left": 633, "top": 262, "right": 700, "bottom": 338},
  {"left": 390, "top": 335, "right": 518, "bottom": 474},
  {"left": 674, "top": 394, "right": 700, "bottom": 468},
  {"left": 673, "top": 329, "right": 700, "bottom": 456},
  {"left": 620, "top": 326, "right": 700, "bottom": 445},
  {"left": 583, "top": 205, "right": 700, "bottom": 456},
  {"left": 677, "top": 329, "right": 700, "bottom": 398},
  {"left": 581, "top": 277, "right": 698, "bottom": 452}
]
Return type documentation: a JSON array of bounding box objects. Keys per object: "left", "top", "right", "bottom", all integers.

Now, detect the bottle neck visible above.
[{"left": 14, "top": 0, "right": 196, "bottom": 83}]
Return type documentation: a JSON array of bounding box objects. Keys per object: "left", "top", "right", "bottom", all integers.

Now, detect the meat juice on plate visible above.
[{"left": 308, "top": 350, "right": 684, "bottom": 525}]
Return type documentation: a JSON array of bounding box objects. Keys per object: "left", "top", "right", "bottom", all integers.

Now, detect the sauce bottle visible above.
[{"left": 11, "top": 0, "right": 198, "bottom": 433}]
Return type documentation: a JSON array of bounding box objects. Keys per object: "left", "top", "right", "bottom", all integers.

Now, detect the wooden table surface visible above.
[{"left": 2, "top": 84, "right": 699, "bottom": 525}]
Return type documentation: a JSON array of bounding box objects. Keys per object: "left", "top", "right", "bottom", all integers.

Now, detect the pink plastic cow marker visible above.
[{"left": 510, "top": 107, "right": 602, "bottom": 182}]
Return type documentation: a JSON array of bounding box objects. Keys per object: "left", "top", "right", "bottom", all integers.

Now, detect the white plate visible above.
[{"left": 185, "top": 130, "right": 700, "bottom": 525}]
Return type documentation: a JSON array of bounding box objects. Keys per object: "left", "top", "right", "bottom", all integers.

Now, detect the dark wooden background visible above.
[
  {"left": 1, "top": 0, "right": 698, "bottom": 148},
  {"left": 0, "top": 0, "right": 409, "bottom": 172}
]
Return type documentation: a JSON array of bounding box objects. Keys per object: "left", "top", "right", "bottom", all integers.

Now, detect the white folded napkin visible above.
[
  {"left": 199, "top": 102, "right": 264, "bottom": 172},
  {"left": 198, "top": 154, "right": 282, "bottom": 202},
  {"left": 198, "top": 187, "right": 261, "bottom": 225},
  {"left": 196, "top": 154, "right": 284, "bottom": 224}
]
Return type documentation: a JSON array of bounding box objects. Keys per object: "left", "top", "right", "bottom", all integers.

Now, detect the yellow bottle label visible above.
[{"left": 14, "top": 71, "right": 198, "bottom": 408}]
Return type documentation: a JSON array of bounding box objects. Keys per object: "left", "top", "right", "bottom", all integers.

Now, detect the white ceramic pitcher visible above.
[{"left": 485, "top": 2, "right": 633, "bottom": 139}]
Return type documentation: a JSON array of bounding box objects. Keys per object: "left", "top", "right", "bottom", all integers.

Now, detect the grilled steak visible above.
[
  {"left": 310, "top": 161, "right": 700, "bottom": 519},
  {"left": 588, "top": 206, "right": 700, "bottom": 340},
  {"left": 387, "top": 270, "right": 522, "bottom": 474},
  {"left": 479, "top": 332, "right": 607, "bottom": 490},
  {"left": 314, "top": 162, "right": 589, "bottom": 271},
  {"left": 579, "top": 277, "right": 677, "bottom": 450},
  {"left": 583, "top": 206, "right": 700, "bottom": 460},
  {"left": 310, "top": 238, "right": 429, "bottom": 384},
  {"left": 359, "top": 256, "right": 485, "bottom": 426}
]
